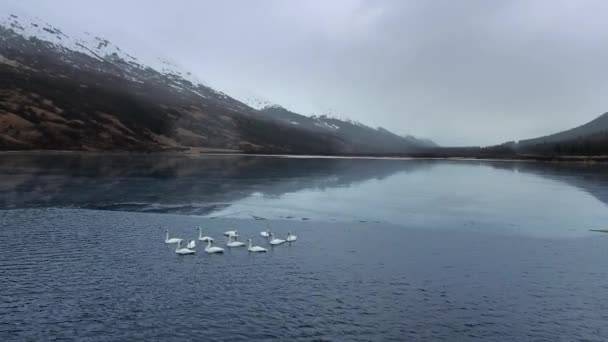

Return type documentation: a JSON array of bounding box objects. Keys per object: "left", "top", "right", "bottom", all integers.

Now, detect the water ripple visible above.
[{"left": 1, "top": 208, "right": 608, "bottom": 341}]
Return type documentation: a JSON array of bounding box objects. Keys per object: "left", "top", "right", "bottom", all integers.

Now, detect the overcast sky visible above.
[{"left": 4, "top": 0, "right": 608, "bottom": 146}]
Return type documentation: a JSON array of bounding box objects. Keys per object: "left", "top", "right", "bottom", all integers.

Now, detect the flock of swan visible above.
[{"left": 165, "top": 227, "right": 297, "bottom": 255}]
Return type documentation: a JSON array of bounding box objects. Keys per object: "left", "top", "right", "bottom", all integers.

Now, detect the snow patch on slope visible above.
[
  {"left": 0, "top": 12, "right": 203, "bottom": 88},
  {"left": 244, "top": 96, "right": 277, "bottom": 110}
]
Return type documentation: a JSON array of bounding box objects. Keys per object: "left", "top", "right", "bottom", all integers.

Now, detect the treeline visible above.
[{"left": 516, "top": 131, "right": 608, "bottom": 156}]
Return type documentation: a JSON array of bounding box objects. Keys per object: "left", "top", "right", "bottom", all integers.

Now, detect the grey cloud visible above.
[{"left": 6, "top": 0, "right": 608, "bottom": 145}]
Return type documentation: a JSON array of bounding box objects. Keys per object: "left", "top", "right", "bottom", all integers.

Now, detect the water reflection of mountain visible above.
[
  {"left": 0, "top": 153, "right": 434, "bottom": 215},
  {"left": 486, "top": 161, "right": 608, "bottom": 207}
]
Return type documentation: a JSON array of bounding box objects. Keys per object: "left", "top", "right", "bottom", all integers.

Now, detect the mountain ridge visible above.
[
  {"left": 0, "top": 12, "right": 434, "bottom": 154},
  {"left": 518, "top": 112, "right": 608, "bottom": 146},
  {"left": 508, "top": 112, "right": 608, "bottom": 156},
  {"left": 257, "top": 105, "right": 437, "bottom": 153}
]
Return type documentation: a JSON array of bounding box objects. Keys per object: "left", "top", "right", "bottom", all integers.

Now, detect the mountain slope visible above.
[
  {"left": 258, "top": 106, "right": 435, "bottom": 154},
  {"left": 509, "top": 112, "right": 608, "bottom": 155},
  {"left": 0, "top": 13, "right": 430, "bottom": 154},
  {"left": 519, "top": 112, "right": 608, "bottom": 146}
]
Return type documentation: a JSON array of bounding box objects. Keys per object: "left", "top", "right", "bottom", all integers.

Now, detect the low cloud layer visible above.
[{"left": 5, "top": 0, "right": 608, "bottom": 145}]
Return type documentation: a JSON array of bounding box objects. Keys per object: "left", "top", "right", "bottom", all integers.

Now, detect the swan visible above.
[
  {"left": 165, "top": 229, "right": 183, "bottom": 244},
  {"left": 248, "top": 238, "right": 267, "bottom": 252},
  {"left": 198, "top": 227, "right": 214, "bottom": 242},
  {"left": 205, "top": 240, "right": 224, "bottom": 254},
  {"left": 226, "top": 235, "right": 246, "bottom": 247},
  {"left": 260, "top": 230, "right": 271, "bottom": 238},
  {"left": 175, "top": 240, "right": 195, "bottom": 255},
  {"left": 286, "top": 232, "right": 297, "bottom": 242},
  {"left": 186, "top": 240, "right": 196, "bottom": 249},
  {"left": 268, "top": 233, "right": 286, "bottom": 246},
  {"left": 224, "top": 230, "right": 238, "bottom": 237}
]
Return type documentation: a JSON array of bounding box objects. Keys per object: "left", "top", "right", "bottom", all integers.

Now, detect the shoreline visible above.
[{"left": 1, "top": 149, "right": 608, "bottom": 163}]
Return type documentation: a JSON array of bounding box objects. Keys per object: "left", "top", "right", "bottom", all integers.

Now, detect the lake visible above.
[{"left": 1, "top": 153, "right": 608, "bottom": 341}]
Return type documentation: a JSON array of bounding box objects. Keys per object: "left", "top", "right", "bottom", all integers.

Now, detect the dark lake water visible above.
[{"left": 1, "top": 153, "right": 608, "bottom": 341}]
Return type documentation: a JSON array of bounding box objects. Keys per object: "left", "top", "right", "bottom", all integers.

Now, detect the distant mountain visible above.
[
  {"left": 513, "top": 112, "right": 608, "bottom": 155},
  {"left": 519, "top": 112, "right": 608, "bottom": 146},
  {"left": 402, "top": 134, "right": 437, "bottom": 148},
  {"left": 259, "top": 105, "right": 436, "bottom": 153},
  {"left": 0, "top": 13, "right": 432, "bottom": 154}
]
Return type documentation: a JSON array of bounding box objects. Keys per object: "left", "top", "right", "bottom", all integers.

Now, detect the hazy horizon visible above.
[{"left": 4, "top": 0, "right": 608, "bottom": 146}]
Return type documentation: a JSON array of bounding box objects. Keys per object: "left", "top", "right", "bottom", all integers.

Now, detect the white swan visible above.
[
  {"left": 268, "top": 233, "right": 286, "bottom": 246},
  {"left": 175, "top": 240, "right": 195, "bottom": 255},
  {"left": 186, "top": 240, "right": 196, "bottom": 249},
  {"left": 260, "top": 230, "right": 271, "bottom": 238},
  {"left": 165, "top": 229, "right": 183, "bottom": 244},
  {"left": 248, "top": 238, "right": 267, "bottom": 252},
  {"left": 224, "top": 230, "right": 238, "bottom": 237},
  {"left": 286, "top": 232, "right": 297, "bottom": 242},
  {"left": 226, "top": 235, "right": 246, "bottom": 247},
  {"left": 198, "top": 227, "right": 214, "bottom": 242},
  {"left": 205, "top": 240, "right": 224, "bottom": 254}
]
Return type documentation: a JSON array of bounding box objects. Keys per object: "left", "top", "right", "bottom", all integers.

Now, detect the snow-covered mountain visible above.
[
  {"left": 0, "top": 12, "right": 434, "bottom": 154},
  {"left": 244, "top": 96, "right": 277, "bottom": 110},
  {"left": 0, "top": 12, "right": 241, "bottom": 109},
  {"left": 0, "top": 13, "right": 203, "bottom": 87}
]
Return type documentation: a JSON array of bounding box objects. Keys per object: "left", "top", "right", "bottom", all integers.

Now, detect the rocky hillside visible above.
[{"left": 0, "top": 13, "right": 433, "bottom": 154}]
